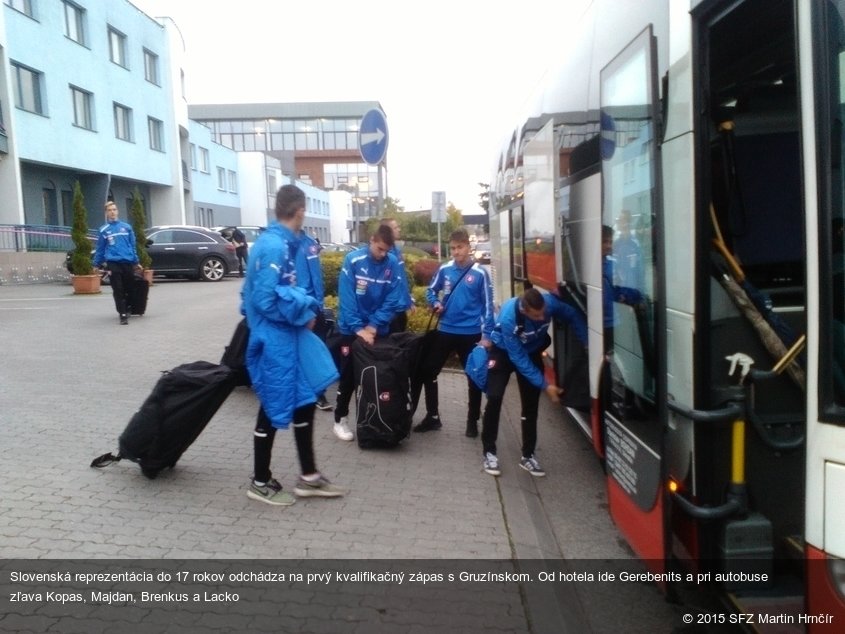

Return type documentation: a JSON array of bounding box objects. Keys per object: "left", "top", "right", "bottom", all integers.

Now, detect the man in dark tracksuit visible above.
[
  {"left": 481, "top": 288, "right": 587, "bottom": 477},
  {"left": 412, "top": 229, "right": 495, "bottom": 436},
  {"left": 231, "top": 227, "right": 248, "bottom": 277},
  {"left": 92, "top": 200, "right": 140, "bottom": 325}
]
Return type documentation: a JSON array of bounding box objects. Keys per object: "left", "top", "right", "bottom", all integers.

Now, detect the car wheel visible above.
[{"left": 199, "top": 256, "right": 226, "bottom": 282}]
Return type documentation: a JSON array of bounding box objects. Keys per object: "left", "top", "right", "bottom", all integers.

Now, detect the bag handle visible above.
[{"left": 90, "top": 452, "right": 122, "bottom": 468}]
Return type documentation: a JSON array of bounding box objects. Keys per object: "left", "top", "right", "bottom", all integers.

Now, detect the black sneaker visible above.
[
  {"left": 316, "top": 395, "right": 332, "bottom": 411},
  {"left": 465, "top": 420, "right": 478, "bottom": 438},
  {"left": 413, "top": 415, "right": 442, "bottom": 432},
  {"left": 119, "top": 314, "right": 129, "bottom": 325}
]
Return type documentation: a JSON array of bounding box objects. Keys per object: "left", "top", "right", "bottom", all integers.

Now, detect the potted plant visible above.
[
  {"left": 130, "top": 187, "right": 153, "bottom": 284},
  {"left": 70, "top": 181, "right": 101, "bottom": 295}
]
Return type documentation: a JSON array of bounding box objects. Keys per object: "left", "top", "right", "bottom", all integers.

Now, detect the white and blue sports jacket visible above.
[
  {"left": 338, "top": 246, "right": 407, "bottom": 336},
  {"left": 426, "top": 260, "right": 495, "bottom": 338}
]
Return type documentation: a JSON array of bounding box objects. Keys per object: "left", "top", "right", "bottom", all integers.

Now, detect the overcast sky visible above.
[{"left": 131, "top": 0, "right": 588, "bottom": 216}]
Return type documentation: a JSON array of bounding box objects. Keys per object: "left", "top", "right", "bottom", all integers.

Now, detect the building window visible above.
[
  {"left": 143, "top": 49, "right": 159, "bottom": 85},
  {"left": 70, "top": 86, "right": 94, "bottom": 130},
  {"left": 108, "top": 27, "right": 128, "bottom": 68},
  {"left": 113, "top": 103, "right": 132, "bottom": 141},
  {"left": 217, "top": 166, "right": 226, "bottom": 190},
  {"left": 148, "top": 117, "right": 163, "bottom": 151},
  {"left": 5, "top": 0, "right": 34, "bottom": 17},
  {"left": 11, "top": 62, "right": 43, "bottom": 114},
  {"left": 199, "top": 147, "right": 209, "bottom": 173},
  {"left": 190, "top": 143, "right": 197, "bottom": 171},
  {"left": 228, "top": 170, "right": 237, "bottom": 193},
  {"left": 63, "top": 1, "right": 85, "bottom": 45}
]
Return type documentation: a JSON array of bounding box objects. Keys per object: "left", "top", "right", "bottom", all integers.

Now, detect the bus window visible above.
[
  {"left": 600, "top": 27, "right": 659, "bottom": 432},
  {"left": 818, "top": 0, "right": 845, "bottom": 416}
]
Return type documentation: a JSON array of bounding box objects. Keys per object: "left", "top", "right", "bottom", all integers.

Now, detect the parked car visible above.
[
  {"left": 146, "top": 226, "right": 239, "bottom": 281},
  {"left": 212, "top": 225, "right": 265, "bottom": 250},
  {"left": 320, "top": 242, "right": 354, "bottom": 253},
  {"left": 67, "top": 225, "right": 239, "bottom": 282},
  {"left": 474, "top": 241, "right": 492, "bottom": 264}
]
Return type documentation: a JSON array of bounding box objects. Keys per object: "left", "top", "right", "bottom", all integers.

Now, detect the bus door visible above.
[
  {"left": 523, "top": 118, "right": 589, "bottom": 405},
  {"left": 682, "top": 0, "right": 807, "bottom": 619},
  {"left": 805, "top": 0, "right": 845, "bottom": 623},
  {"left": 599, "top": 26, "right": 665, "bottom": 567}
]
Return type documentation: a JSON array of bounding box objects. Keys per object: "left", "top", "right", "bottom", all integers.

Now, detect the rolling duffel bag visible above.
[
  {"left": 90, "top": 361, "right": 236, "bottom": 478},
  {"left": 353, "top": 332, "right": 420, "bottom": 449},
  {"left": 127, "top": 271, "right": 149, "bottom": 316}
]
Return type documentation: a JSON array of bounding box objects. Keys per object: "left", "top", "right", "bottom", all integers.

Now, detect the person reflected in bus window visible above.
[
  {"left": 479, "top": 288, "right": 587, "bottom": 478},
  {"left": 603, "top": 224, "right": 643, "bottom": 354},
  {"left": 613, "top": 210, "right": 644, "bottom": 291}
]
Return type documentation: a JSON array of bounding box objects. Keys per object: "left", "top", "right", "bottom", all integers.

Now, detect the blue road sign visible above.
[{"left": 358, "top": 109, "right": 389, "bottom": 166}]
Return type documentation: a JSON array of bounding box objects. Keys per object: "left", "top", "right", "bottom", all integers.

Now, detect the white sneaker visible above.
[{"left": 333, "top": 417, "right": 353, "bottom": 441}]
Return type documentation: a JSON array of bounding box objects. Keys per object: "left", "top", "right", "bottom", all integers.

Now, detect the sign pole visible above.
[{"left": 432, "top": 191, "right": 446, "bottom": 262}]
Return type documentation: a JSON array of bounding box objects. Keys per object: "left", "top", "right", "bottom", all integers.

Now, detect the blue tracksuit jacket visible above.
[
  {"left": 491, "top": 293, "right": 588, "bottom": 389},
  {"left": 241, "top": 222, "right": 338, "bottom": 429},
  {"left": 426, "top": 260, "right": 495, "bottom": 337},
  {"left": 603, "top": 256, "right": 642, "bottom": 328},
  {"left": 338, "top": 246, "right": 406, "bottom": 336},
  {"left": 297, "top": 232, "right": 324, "bottom": 305},
  {"left": 390, "top": 244, "right": 413, "bottom": 311},
  {"left": 92, "top": 219, "right": 138, "bottom": 267}
]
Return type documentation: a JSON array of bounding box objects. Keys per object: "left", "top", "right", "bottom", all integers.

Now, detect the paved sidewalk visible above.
[{"left": 0, "top": 280, "right": 684, "bottom": 633}]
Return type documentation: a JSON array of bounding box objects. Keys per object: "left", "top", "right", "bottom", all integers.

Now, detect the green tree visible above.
[
  {"left": 70, "top": 182, "right": 94, "bottom": 275},
  {"left": 478, "top": 182, "right": 490, "bottom": 213},
  {"left": 383, "top": 196, "right": 404, "bottom": 217},
  {"left": 130, "top": 187, "right": 152, "bottom": 269}
]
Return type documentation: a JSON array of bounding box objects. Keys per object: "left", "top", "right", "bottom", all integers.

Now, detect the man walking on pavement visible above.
[
  {"left": 231, "top": 226, "right": 249, "bottom": 278},
  {"left": 92, "top": 200, "right": 141, "bottom": 325},
  {"left": 480, "top": 287, "right": 587, "bottom": 477},
  {"left": 332, "top": 224, "right": 407, "bottom": 441},
  {"left": 412, "top": 229, "right": 495, "bottom": 436},
  {"left": 242, "top": 184, "right": 347, "bottom": 505}
]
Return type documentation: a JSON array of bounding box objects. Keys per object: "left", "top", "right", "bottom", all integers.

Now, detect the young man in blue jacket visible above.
[
  {"left": 481, "top": 287, "right": 588, "bottom": 477},
  {"left": 242, "top": 184, "right": 346, "bottom": 505},
  {"left": 381, "top": 217, "right": 414, "bottom": 333},
  {"left": 296, "top": 230, "right": 332, "bottom": 411},
  {"left": 92, "top": 200, "right": 141, "bottom": 325},
  {"left": 332, "top": 224, "right": 407, "bottom": 441},
  {"left": 412, "top": 229, "right": 495, "bottom": 436}
]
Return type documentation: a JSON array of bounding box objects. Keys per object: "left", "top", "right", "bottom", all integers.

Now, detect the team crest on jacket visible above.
[
  {"left": 466, "top": 275, "right": 474, "bottom": 283},
  {"left": 487, "top": 359, "right": 497, "bottom": 369},
  {"left": 379, "top": 392, "right": 391, "bottom": 401},
  {"left": 309, "top": 245, "right": 319, "bottom": 254},
  {"left": 341, "top": 346, "right": 350, "bottom": 357}
]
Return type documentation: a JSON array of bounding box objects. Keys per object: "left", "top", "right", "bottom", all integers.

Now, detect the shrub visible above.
[
  {"left": 413, "top": 258, "right": 440, "bottom": 286},
  {"left": 320, "top": 251, "right": 345, "bottom": 297},
  {"left": 70, "top": 182, "right": 93, "bottom": 276},
  {"left": 130, "top": 187, "right": 152, "bottom": 269}
]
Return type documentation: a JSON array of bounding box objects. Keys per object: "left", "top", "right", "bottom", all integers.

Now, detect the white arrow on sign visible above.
[{"left": 360, "top": 128, "right": 385, "bottom": 145}]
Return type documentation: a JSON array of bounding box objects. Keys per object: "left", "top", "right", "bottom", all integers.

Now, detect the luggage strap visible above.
[{"left": 90, "top": 452, "right": 122, "bottom": 468}]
